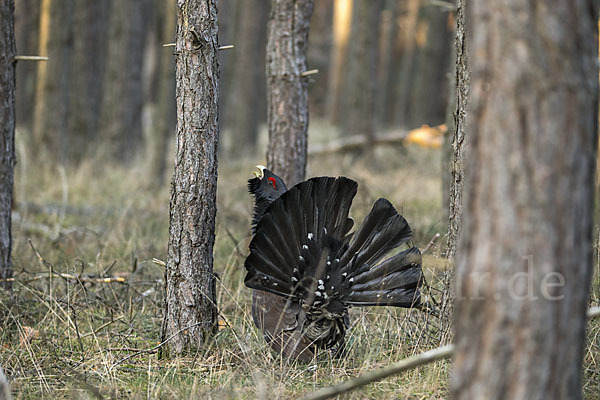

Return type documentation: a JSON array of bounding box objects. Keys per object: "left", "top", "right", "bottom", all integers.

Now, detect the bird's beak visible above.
[{"left": 254, "top": 165, "right": 266, "bottom": 178}]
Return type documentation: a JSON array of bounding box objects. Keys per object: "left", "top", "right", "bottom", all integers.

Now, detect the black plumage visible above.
[{"left": 245, "top": 167, "right": 424, "bottom": 361}]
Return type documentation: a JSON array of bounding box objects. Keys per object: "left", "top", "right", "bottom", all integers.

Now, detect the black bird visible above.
[{"left": 245, "top": 166, "right": 424, "bottom": 361}]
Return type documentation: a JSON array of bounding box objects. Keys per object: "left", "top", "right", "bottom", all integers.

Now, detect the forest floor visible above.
[{"left": 1, "top": 124, "right": 599, "bottom": 399}]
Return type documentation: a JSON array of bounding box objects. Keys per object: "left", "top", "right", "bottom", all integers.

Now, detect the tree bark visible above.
[
  {"left": 445, "top": 0, "right": 468, "bottom": 260},
  {"left": 162, "top": 0, "right": 219, "bottom": 355},
  {"left": 33, "top": 0, "right": 74, "bottom": 163},
  {"left": 99, "top": 0, "right": 148, "bottom": 161},
  {"left": 225, "top": 0, "right": 268, "bottom": 158},
  {"left": 451, "top": 1, "right": 598, "bottom": 399},
  {"left": 265, "top": 0, "right": 314, "bottom": 187},
  {"left": 68, "top": 0, "right": 110, "bottom": 162},
  {"left": 339, "top": 0, "right": 383, "bottom": 140},
  {"left": 0, "top": 0, "right": 16, "bottom": 289}
]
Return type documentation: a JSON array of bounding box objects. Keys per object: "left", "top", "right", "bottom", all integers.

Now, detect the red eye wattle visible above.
[{"left": 268, "top": 177, "right": 277, "bottom": 189}]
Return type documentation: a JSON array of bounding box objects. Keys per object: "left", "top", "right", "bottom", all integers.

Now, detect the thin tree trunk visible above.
[
  {"left": 225, "top": 0, "right": 268, "bottom": 158},
  {"left": 266, "top": 0, "right": 314, "bottom": 186},
  {"left": 326, "top": 0, "right": 351, "bottom": 125},
  {"left": 451, "top": 1, "right": 598, "bottom": 398},
  {"left": 14, "top": 0, "right": 40, "bottom": 132},
  {"left": 33, "top": 0, "right": 74, "bottom": 163},
  {"left": 149, "top": 0, "right": 176, "bottom": 186},
  {"left": 68, "top": 0, "right": 110, "bottom": 162},
  {"left": 0, "top": 0, "right": 16, "bottom": 289},
  {"left": 99, "top": 0, "right": 148, "bottom": 161},
  {"left": 339, "top": 0, "right": 383, "bottom": 140},
  {"left": 445, "top": 0, "right": 468, "bottom": 260},
  {"left": 162, "top": 0, "right": 219, "bottom": 355}
]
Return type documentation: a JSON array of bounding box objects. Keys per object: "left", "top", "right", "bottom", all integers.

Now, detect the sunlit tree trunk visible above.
[
  {"left": 33, "top": 0, "right": 74, "bottom": 163},
  {"left": 162, "top": 0, "right": 219, "bottom": 355},
  {"left": 451, "top": 1, "right": 598, "bottom": 398},
  {"left": 0, "top": 0, "right": 16, "bottom": 289},
  {"left": 339, "top": 0, "right": 383, "bottom": 140},
  {"left": 266, "top": 0, "right": 313, "bottom": 186},
  {"left": 445, "top": 0, "right": 468, "bottom": 260},
  {"left": 326, "top": 0, "right": 352, "bottom": 125}
]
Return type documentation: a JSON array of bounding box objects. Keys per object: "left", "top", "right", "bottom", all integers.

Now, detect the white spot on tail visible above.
[
  {"left": 302, "top": 245, "right": 309, "bottom": 250},
  {"left": 318, "top": 285, "right": 325, "bottom": 290},
  {"left": 318, "top": 280, "right": 324, "bottom": 285},
  {"left": 315, "top": 291, "right": 322, "bottom": 297},
  {"left": 308, "top": 233, "right": 314, "bottom": 240},
  {"left": 349, "top": 278, "right": 354, "bottom": 283},
  {"left": 292, "top": 277, "right": 298, "bottom": 282}
]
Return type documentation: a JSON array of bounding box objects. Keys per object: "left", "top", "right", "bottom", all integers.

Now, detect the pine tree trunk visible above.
[
  {"left": 451, "top": 1, "right": 598, "bottom": 398},
  {"left": 14, "top": 0, "right": 39, "bottom": 132},
  {"left": 445, "top": 0, "right": 468, "bottom": 260},
  {"left": 162, "top": 0, "right": 219, "bottom": 355},
  {"left": 339, "top": 0, "right": 383, "bottom": 140},
  {"left": 0, "top": 0, "right": 16, "bottom": 289},
  {"left": 33, "top": 0, "right": 74, "bottom": 163},
  {"left": 265, "top": 0, "right": 314, "bottom": 187},
  {"left": 225, "top": 0, "right": 268, "bottom": 158},
  {"left": 100, "top": 0, "right": 148, "bottom": 161},
  {"left": 68, "top": 0, "right": 110, "bottom": 162}
]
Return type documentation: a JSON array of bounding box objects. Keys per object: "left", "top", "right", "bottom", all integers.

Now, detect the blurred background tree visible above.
[{"left": 13, "top": 0, "right": 454, "bottom": 169}]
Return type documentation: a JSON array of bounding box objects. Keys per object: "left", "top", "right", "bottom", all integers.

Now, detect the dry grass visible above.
[{"left": 1, "top": 125, "right": 598, "bottom": 399}]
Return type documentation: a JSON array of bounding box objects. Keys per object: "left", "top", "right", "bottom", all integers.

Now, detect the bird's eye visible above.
[{"left": 268, "top": 177, "right": 277, "bottom": 189}]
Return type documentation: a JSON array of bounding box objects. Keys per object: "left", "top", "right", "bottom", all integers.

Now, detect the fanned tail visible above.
[{"left": 244, "top": 181, "right": 423, "bottom": 311}]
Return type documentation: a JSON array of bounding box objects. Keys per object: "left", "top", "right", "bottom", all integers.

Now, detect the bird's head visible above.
[
  {"left": 248, "top": 165, "right": 287, "bottom": 201},
  {"left": 248, "top": 166, "right": 288, "bottom": 231}
]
